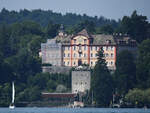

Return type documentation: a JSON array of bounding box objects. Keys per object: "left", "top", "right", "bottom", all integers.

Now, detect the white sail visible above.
[
  {"left": 12, "top": 82, "right": 15, "bottom": 103},
  {"left": 9, "top": 82, "right": 15, "bottom": 109}
]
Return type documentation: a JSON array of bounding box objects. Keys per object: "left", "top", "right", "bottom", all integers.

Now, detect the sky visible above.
[{"left": 0, "top": 0, "right": 150, "bottom": 21}]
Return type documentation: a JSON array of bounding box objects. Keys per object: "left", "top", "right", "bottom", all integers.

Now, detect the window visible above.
[
  {"left": 91, "top": 53, "right": 93, "bottom": 57},
  {"left": 64, "top": 47, "right": 67, "bottom": 50},
  {"left": 103, "top": 46, "right": 105, "bottom": 50},
  {"left": 106, "top": 62, "right": 108, "bottom": 65},
  {"left": 95, "top": 46, "right": 98, "bottom": 51},
  {"left": 90, "top": 46, "right": 93, "bottom": 51},
  {"left": 84, "top": 46, "right": 86, "bottom": 50},
  {"left": 106, "top": 46, "right": 108, "bottom": 51},
  {"left": 64, "top": 53, "right": 65, "bottom": 57},
  {"left": 109, "top": 46, "right": 112, "bottom": 50},
  {"left": 64, "top": 62, "right": 65, "bottom": 65},
  {"left": 84, "top": 39, "right": 87, "bottom": 44},
  {"left": 68, "top": 46, "right": 70, "bottom": 50},
  {"left": 111, "top": 61, "right": 113, "bottom": 65},
  {"left": 68, "top": 53, "right": 70, "bottom": 57},
  {"left": 95, "top": 53, "right": 97, "bottom": 57},
  {"left": 67, "top": 61, "right": 70, "bottom": 65},
  {"left": 91, "top": 61, "right": 93, "bottom": 65},
  {"left": 105, "top": 53, "right": 109, "bottom": 57},
  {"left": 111, "top": 46, "right": 113, "bottom": 51},
  {"left": 74, "top": 39, "right": 76, "bottom": 44},
  {"left": 111, "top": 53, "right": 113, "bottom": 58},
  {"left": 74, "top": 62, "right": 76, "bottom": 65},
  {"left": 84, "top": 53, "right": 86, "bottom": 57},
  {"left": 74, "top": 53, "right": 76, "bottom": 57},
  {"left": 92, "top": 46, "right": 95, "bottom": 50},
  {"left": 74, "top": 46, "right": 76, "bottom": 50},
  {"left": 79, "top": 54, "right": 82, "bottom": 57},
  {"left": 109, "top": 62, "right": 111, "bottom": 65}
]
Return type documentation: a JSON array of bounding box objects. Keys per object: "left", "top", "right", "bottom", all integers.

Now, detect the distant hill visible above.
[{"left": 0, "top": 8, "right": 118, "bottom": 27}]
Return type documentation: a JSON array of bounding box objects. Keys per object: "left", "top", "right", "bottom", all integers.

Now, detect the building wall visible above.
[
  {"left": 42, "top": 66, "right": 71, "bottom": 74},
  {"left": 41, "top": 39, "right": 62, "bottom": 66},
  {"left": 63, "top": 35, "right": 116, "bottom": 69},
  {"left": 63, "top": 35, "right": 89, "bottom": 67},
  {"left": 103, "top": 46, "right": 116, "bottom": 70},
  {"left": 41, "top": 32, "right": 136, "bottom": 71},
  {"left": 72, "top": 70, "right": 91, "bottom": 93}
]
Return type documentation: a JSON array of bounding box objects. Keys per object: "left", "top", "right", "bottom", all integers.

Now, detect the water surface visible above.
[{"left": 0, "top": 108, "right": 149, "bottom": 113}]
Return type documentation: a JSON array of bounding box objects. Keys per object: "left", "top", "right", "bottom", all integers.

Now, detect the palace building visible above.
[{"left": 41, "top": 29, "right": 137, "bottom": 70}]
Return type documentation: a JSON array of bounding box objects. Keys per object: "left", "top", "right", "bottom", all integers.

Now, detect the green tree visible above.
[
  {"left": 0, "top": 24, "right": 11, "bottom": 57},
  {"left": 67, "top": 20, "right": 96, "bottom": 34},
  {"left": 5, "top": 48, "right": 41, "bottom": 82},
  {"left": 136, "top": 39, "right": 150, "bottom": 89},
  {"left": 28, "top": 35, "right": 44, "bottom": 56},
  {"left": 21, "top": 20, "right": 43, "bottom": 36},
  {"left": 119, "top": 10, "right": 149, "bottom": 43},
  {"left": 91, "top": 48, "right": 113, "bottom": 107},
  {"left": 114, "top": 50, "right": 136, "bottom": 95},
  {"left": 98, "top": 25, "right": 114, "bottom": 34},
  {"left": 46, "top": 21, "right": 60, "bottom": 38},
  {"left": 125, "top": 88, "right": 150, "bottom": 107}
]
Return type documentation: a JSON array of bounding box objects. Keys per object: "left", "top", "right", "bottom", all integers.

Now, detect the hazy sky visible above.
[{"left": 0, "top": 0, "right": 150, "bottom": 21}]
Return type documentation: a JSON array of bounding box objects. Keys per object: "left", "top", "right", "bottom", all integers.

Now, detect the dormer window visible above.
[
  {"left": 84, "top": 39, "right": 87, "bottom": 44},
  {"left": 119, "top": 41, "right": 126, "bottom": 45},
  {"left": 74, "top": 39, "right": 76, "bottom": 44},
  {"left": 106, "top": 40, "right": 111, "bottom": 44}
]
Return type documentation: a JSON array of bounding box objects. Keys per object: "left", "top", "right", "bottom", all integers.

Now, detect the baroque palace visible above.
[{"left": 41, "top": 28, "right": 137, "bottom": 70}]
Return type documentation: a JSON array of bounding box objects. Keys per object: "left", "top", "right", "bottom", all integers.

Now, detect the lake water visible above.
[{"left": 0, "top": 108, "right": 150, "bottom": 113}]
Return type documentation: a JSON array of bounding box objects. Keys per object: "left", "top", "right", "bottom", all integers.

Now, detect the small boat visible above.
[{"left": 9, "top": 82, "right": 15, "bottom": 109}]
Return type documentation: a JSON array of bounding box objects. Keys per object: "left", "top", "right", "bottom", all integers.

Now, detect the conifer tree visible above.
[{"left": 91, "top": 48, "right": 113, "bottom": 107}]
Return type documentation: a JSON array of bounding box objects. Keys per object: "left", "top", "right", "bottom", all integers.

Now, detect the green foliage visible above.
[
  {"left": 136, "top": 39, "right": 150, "bottom": 89},
  {"left": 66, "top": 20, "right": 96, "bottom": 34},
  {"left": 96, "top": 25, "right": 114, "bottom": 34},
  {"left": 16, "top": 86, "right": 41, "bottom": 102},
  {"left": 125, "top": 88, "right": 150, "bottom": 107},
  {"left": 46, "top": 21, "right": 60, "bottom": 38},
  {"left": 27, "top": 72, "right": 71, "bottom": 92},
  {"left": 0, "top": 8, "right": 118, "bottom": 28},
  {"left": 0, "top": 83, "right": 11, "bottom": 106},
  {"left": 114, "top": 50, "right": 136, "bottom": 94},
  {"left": 91, "top": 48, "right": 113, "bottom": 107},
  {"left": 56, "top": 84, "right": 67, "bottom": 93},
  {"left": 118, "top": 10, "right": 150, "bottom": 43}
]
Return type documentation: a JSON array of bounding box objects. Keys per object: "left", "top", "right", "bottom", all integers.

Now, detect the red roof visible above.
[{"left": 42, "top": 93, "right": 76, "bottom": 98}]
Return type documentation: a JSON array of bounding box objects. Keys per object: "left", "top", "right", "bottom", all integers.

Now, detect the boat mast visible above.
[{"left": 12, "top": 82, "right": 15, "bottom": 104}]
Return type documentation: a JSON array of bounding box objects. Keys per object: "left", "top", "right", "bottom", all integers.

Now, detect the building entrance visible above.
[{"left": 78, "top": 59, "right": 82, "bottom": 66}]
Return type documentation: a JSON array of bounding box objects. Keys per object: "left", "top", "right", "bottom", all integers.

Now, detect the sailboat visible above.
[{"left": 9, "top": 82, "right": 15, "bottom": 109}]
